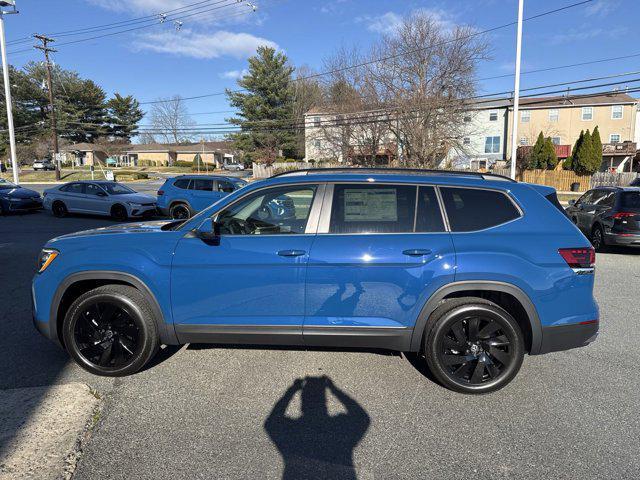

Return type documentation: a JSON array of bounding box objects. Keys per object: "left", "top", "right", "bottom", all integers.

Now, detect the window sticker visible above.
[{"left": 343, "top": 188, "right": 398, "bottom": 222}]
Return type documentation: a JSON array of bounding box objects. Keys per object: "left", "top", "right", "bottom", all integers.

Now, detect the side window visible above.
[
  {"left": 415, "top": 186, "right": 445, "bottom": 232},
  {"left": 601, "top": 192, "right": 616, "bottom": 208},
  {"left": 191, "top": 179, "right": 214, "bottom": 191},
  {"left": 61, "top": 183, "right": 83, "bottom": 194},
  {"left": 329, "top": 184, "right": 416, "bottom": 234},
  {"left": 576, "top": 190, "right": 593, "bottom": 205},
  {"left": 85, "top": 184, "right": 104, "bottom": 196},
  {"left": 216, "top": 185, "right": 317, "bottom": 235},
  {"left": 217, "top": 180, "right": 235, "bottom": 193},
  {"left": 173, "top": 178, "right": 191, "bottom": 189},
  {"left": 441, "top": 187, "right": 520, "bottom": 232},
  {"left": 590, "top": 190, "right": 607, "bottom": 205}
]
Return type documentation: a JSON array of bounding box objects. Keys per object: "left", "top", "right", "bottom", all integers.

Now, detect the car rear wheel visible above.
[
  {"left": 170, "top": 203, "right": 191, "bottom": 220},
  {"left": 591, "top": 224, "right": 606, "bottom": 252},
  {"left": 423, "top": 297, "right": 525, "bottom": 394},
  {"left": 62, "top": 285, "right": 159, "bottom": 377},
  {"left": 111, "top": 204, "right": 128, "bottom": 221},
  {"left": 52, "top": 201, "right": 67, "bottom": 217}
]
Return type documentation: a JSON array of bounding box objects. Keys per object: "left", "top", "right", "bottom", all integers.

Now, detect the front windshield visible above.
[{"left": 102, "top": 182, "right": 135, "bottom": 195}]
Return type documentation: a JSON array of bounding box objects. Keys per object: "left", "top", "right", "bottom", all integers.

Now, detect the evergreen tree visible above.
[
  {"left": 106, "top": 93, "right": 144, "bottom": 141},
  {"left": 543, "top": 137, "right": 559, "bottom": 170},
  {"left": 565, "top": 130, "right": 585, "bottom": 171},
  {"left": 574, "top": 129, "right": 596, "bottom": 175},
  {"left": 529, "top": 132, "right": 546, "bottom": 169},
  {"left": 591, "top": 125, "right": 603, "bottom": 171},
  {"left": 226, "top": 47, "right": 296, "bottom": 163}
]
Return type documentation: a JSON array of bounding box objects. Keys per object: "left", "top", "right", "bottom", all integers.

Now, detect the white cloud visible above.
[
  {"left": 547, "top": 26, "right": 627, "bottom": 46},
  {"left": 220, "top": 69, "right": 249, "bottom": 79},
  {"left": 132, "top": 29, "right": 278, "bottom": 59},
  {"left": 357, "top": 7, "right": 457, "bottom": 35},
  {"left": 585, "top": 0, "right": 619, "bottom": 17}
]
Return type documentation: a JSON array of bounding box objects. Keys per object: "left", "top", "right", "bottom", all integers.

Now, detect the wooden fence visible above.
[
  {"left": 492, "top": 169, "right": 638, "bottom": 192},
  {"left": 252, "top": 161, "right": 342, "bottom": 178}
]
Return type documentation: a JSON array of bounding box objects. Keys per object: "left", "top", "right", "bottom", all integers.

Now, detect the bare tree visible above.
[{"left": 149, "top": 95, "right": 195, "bottom": 144}]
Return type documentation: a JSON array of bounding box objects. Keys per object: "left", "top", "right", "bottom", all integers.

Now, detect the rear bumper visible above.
[
  {"left": 605, "top": 232, "right": 640, "bottom": 247},
  {"left": 538, "top": 321, "right": 599, "bottom": 354}
]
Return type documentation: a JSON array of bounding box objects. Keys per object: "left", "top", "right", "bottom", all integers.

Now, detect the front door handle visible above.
[
  {"left": 403, "top": 249, "right": 432, "bottom": 257},
  {"left": 277, "top": 249, "right": 306, "bottom": 257}
]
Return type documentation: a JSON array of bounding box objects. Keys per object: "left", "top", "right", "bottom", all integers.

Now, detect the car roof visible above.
[{"left": 174, "top": 175, "right": 240, "bottom": 180}]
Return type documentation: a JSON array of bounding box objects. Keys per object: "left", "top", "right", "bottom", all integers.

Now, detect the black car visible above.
[
  {"left": 566, "top": 186, "right": 640, "bottom": 250},
  {"left": 0, "top": 181, "right": 43, "bottom": 215}
]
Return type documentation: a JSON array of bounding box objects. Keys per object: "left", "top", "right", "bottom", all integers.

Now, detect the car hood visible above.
[
  {"left": 50, "top": 220, "right": 175, "bottom": 241},
  {"left": 112, "top": 193, "right": 156, "bottom": 203},
  {"left": 0, "top": 186, "right": 40, "bottom": 199}
]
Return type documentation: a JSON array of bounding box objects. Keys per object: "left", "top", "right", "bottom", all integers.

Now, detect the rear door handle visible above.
[
  {"left": 277, "top": 249, "right": 306, "bottom": 257},
  {"left": 403, "top": 249, "right": 432, "bottom": 257}
]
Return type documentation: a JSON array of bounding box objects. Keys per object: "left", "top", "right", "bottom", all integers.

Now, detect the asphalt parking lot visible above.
[{"left": 1, "top": 211, "right": 639, "bottom": 479}]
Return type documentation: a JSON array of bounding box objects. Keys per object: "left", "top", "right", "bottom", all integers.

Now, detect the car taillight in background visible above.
[
  {"left": 157, "top": 190, "right": 164, "bottom": 196},
  {"left": 558, "top": 247, "right": 595, "bottom": 272},
  {"left": 612, "top": 212, "right": 636, "bottom": 219}
]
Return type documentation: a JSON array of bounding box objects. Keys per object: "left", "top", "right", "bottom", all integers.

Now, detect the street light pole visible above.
[
  {"left": 0, "top": 1, "right": 19, "bottom": 184},
  {"left": 509, "top": 0, "right": 524, "bottom": 180}
]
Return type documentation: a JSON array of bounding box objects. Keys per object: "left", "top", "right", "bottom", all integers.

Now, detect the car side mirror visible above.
[
  {"left": 568, "top": 199, "right": 576, "bottom": 206},
  {"left": 195, "top": 218, "right": 221, "bottom": 245}
]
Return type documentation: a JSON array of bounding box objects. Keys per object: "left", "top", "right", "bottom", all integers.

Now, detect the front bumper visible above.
[
  {"left": 129, "top": 204, "right": 157, "bottom": 218},
  {"left": 7, "top": 198, "right": 43, "bottom": 211},
  {"left": 538, "top": 321, "right": 599, "bottom": 354},
  {"left": 605, "top": 232, "right": 640, "bottom": 247}
]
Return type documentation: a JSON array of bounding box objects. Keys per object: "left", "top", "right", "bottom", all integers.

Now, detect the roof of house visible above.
[
  {"left": 62, "top": 142, "right": 104, "bottom": 152},
  {"left": 127, "top": 141, "right": 233, "bottom": 153}
]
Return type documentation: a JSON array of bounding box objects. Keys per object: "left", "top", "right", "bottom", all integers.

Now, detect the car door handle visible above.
[
  {"left": 403, "top": 249, "right": 432, "bottom": 257},
  {"left": 277, "top": 249, "right": 306, "bottom": 257}
]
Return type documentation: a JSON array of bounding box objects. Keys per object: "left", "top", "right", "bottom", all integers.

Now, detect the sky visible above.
[{"left": 4, "top": 0, "right": 640, "bottom": 135}]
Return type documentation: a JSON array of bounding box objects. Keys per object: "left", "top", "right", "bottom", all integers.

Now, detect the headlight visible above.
[
  {"left": 127, "top": 202, "right": 142, "bottom": 207},
  {"left": 37, "top": 248, "right": 59, "bottom": 273}
]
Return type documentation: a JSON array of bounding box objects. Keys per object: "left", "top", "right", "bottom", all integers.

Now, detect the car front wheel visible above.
[
  {"left": 423, "top": 297, "right": 525, "bottom": 394},
  {"left": 111, "top": 204, "right": 128, "bottom": 221},
  {"left": 170, "top": 203, "right": 191, "bottom": 220},
  {"left": 51, "top": 201, "right": 67, "bottom": 217},
  {"left": 62, "top": 285, "right": 159, "bottom": 376}
]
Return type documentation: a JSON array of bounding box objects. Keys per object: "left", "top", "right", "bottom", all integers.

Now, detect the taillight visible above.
[
  {"left": 558, "top": 247, "right": 595, "bottom": 269},
  {"left": 612, "top": 212, "right": 635, "bottom": 219},
  {"left": 157, "top": 190, "right": 164, "bottom": 196}
]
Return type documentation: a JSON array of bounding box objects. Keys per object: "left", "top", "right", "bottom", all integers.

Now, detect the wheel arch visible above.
[
  {"left": 50, "top": 271, "right": 178, "bottom": 348},
  {"left": 169, "top": 199, "right": 192, "bottom": 210},
  {"left": 410, "top": 281, "right": 542, "bottom": 354}
]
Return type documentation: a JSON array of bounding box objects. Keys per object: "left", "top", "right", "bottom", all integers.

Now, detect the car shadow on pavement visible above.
[{"left": 264, "top": 376, "right": 370, "bottom": 480}]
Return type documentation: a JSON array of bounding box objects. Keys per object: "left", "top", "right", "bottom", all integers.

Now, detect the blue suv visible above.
[
  {"left": 32, "top": 169, "right": 598, "bottom": 393},
  {"left": 156, "top": 175, "right": 247, "bottom": 219}
]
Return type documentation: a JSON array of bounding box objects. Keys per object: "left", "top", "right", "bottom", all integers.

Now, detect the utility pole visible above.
[
  {"left": 0, "top": 1, "right": 19, "bottom": 184},
  {"left": 33, "top": 33, "right": 60, "bottom": 180},
  {"left": 509, "top": 0, "right": 524, "bottom": 180}
]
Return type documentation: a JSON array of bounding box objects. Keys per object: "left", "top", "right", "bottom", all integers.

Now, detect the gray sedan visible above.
[{"left": 43, "top": 181, "right": 157, "bottom": 220}]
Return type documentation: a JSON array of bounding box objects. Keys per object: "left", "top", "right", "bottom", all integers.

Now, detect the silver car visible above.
[{"left": 43, "top": 181, "right": 157, "bottom": 220}]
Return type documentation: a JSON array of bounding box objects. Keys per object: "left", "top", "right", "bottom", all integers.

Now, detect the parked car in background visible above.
[
  {"left": 566, "top": 186, "right": 640, "bottom": 250},
  {"left": 0, "top": 180, "right": 42, "bottom": 215},
  {"left": 33, "top": 159, "right": 56, "bottom": 171},
  {"left": 630, "top": 177, "right": 640, "bottom": 187},
  {"left": 33, "top": 168, "right": 598, "bottom": 394},
  {"left": 43, "top": 181, "right": 156, "bottom": 220},
  {"left": 156, "top": 175, "right": 248, "bottom": 219},
  {"left": 223, "top": 163, "right": 245, "bottom": 171}
]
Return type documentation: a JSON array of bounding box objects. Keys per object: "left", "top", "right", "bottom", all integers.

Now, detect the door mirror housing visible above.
[{"left": 195, "top": 218, "right": 221, "bottom": 245}]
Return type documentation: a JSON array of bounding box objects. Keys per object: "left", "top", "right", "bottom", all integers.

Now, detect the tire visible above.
[
  {"left": 0, "top": 201, "right": 5, "bottom": 216},
  {"left": 51, "top": 200, "right": 67, "bottom": 218},
  {"left": 170, "top": 202, "right": 191, "bottom": 220},
  {"left": 590, "top": 224, "right": 606, "bottom": 252},
  {"left": 62, "top": 285, "right": 160, "bottom": 377},
  {"left": 423, "top": 297, "right": 525, "bottom": 394},
  {"left": 111, "top": 203, "right": 128, "bottom": 221}
]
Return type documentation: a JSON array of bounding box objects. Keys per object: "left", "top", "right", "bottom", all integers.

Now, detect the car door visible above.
[
  {"left": 188, "top": 178, "right": 219, "bottom": 212},
  {"left": 83, "top": 183, "right": 111, "bottom": 215},
  {"left": 170, "top": 183, "right": 323, "bottom": 345},
  {"left": 303, "top": 183, "right": 456, "bottom": 350},
  {"left": 577, "top": 189, "right": 606, "bottom": 232},
  {"left": 59, "top": 182, "right": 86, "bottom": 212}
]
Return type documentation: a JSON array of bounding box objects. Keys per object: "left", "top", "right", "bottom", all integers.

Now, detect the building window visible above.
[
  {"left": 520, "top": 110, "right": 530, "bottom": 123},
  {"left": 551, "top": 137, "right": 561, "bottom": 145},
  {"left": 463, "top": 137, "right": 471, "bottom": 145},
  {"left": 519, "top": 137, "right": 528, "bottom": 145},
  {"left": 611, "top": 105, "right": 623, "bottom": 120},
  {"left": 610, "top": 134, "right": 621, "bottom": 144},
  {"left": 463, "top": 115, "right": 472, "bottom": 123},
  {"left": 314, "top": 139, "right": 322, "bottom": 149},
  {"left": 484, "top": 136, "right": 500, "bottom": 154},
  {"left": 581, "top": 107, "right": 593, "bottom": 121},
  {"left": 313, "top": 116, "right": 321, "bottom": 127},
  {"left": 548, "top": 109, "right": 559, "bottom": 122},
  {"left": 489, "top": 111, "right": 498, "bottom": 121}
]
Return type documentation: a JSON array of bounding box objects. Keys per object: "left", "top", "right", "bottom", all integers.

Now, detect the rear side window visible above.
[
  {"left": 61, "top": 183, "right": 83, "bottom": 194},
  {"left": 173, "top": 178, "right": 190, "bottom": 189},
  {"left": 329, "top": 184, "right": 416, "bottom": 234},
  {"left": 441, "top": 187, "right": 520, "bottom": 232},
  {"left": 620, "top": 192, "right": 640, "bottom": 210},
  {"left": 415, "top": 186, "right": 445, "bottom": 232},
  {"left": 191, "top": 179, "right": 213, "bottom": 191},
  {"left": 217, "top": 180, "right": 236, "bottom": 193}
]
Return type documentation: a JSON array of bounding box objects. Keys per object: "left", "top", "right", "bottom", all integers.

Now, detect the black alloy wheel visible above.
[
  {"left": 111, "top": 204, "right": 128, "bottom": 221},
  {"left": 424, "top": 298, "right": 524, "bottom": 394},
  {"left": 170, "top": 203, "right": 191, "bottom": 220},
  {"left": 63, "top": 285, "right": 159, "bottom": 376},
  {"left": 52, "top": 201, "right": 67, "bottom": 217},
  {"left": 591, "top": 225, "right": 605, "bottom": 251}
]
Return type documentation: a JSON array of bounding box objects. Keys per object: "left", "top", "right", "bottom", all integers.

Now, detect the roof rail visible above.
[{"left": 270, "top": 167, "right": 517, "bottom": 182}]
